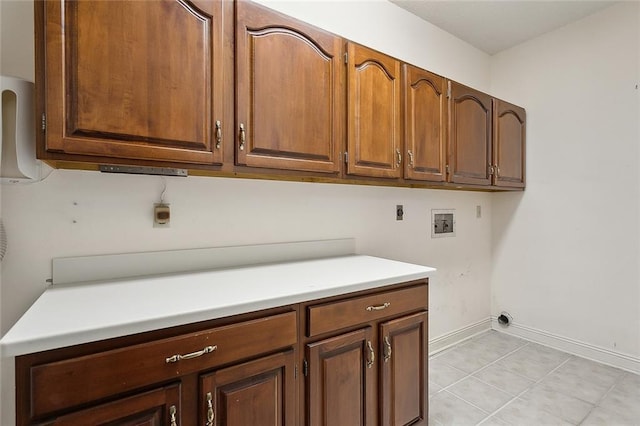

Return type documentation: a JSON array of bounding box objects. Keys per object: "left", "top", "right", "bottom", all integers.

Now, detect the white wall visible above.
[
  {"left": 0, "top": 1, "right": 493, "bottom": 422},
  {"left": 2, "top": 1, "right": 36, "bottom": 422},
  {"left": 490, "top": 2, "right": 640, "bottom": 361}
]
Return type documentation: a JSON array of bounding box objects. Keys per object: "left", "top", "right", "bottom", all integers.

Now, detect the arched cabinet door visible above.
[
  {"left": 448, "top": 81, "right": 492, "bottom": 185},
  {"left": 493, "top": 99, "right": 526, "bottom": 188},
  {"left": 40, "top": 0, "right": 225, "bottom": 165},
  {"left": 347, "top": 43, "right": 402, "bottom": 179},
  {"left": 236, "top": 1, "right": 344, "bottom": 174},
  {"left": 403, "top": 65, "right": 447, "bottom": 182}
]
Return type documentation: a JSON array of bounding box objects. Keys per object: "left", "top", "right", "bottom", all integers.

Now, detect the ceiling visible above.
[{"left": 390, "top": 1, "right": 617, "bottom": 55}]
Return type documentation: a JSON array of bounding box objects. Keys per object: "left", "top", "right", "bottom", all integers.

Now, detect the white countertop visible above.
[{"left": 0, "top": 255, "right": 434, "bottom": 357}]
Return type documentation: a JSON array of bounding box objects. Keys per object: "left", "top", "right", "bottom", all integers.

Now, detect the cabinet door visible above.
[
  {"left": 306, "top": 328, "right": 376, "bottom": 426},
  {"left": 41, "top": 0, "right": 224, "bottom": 164},
  {"left": 347, "top": 43, "right": 402, "bottom": 179},
  {"left": 493, "top": 99, "right": 526, "bottom": 188},
  {"left": 47, "top": 384, "right": 181, "bottom": 425},
  {"left": 403, "top": 65, "right": 447, "bottom": 182},
  {"left": 448, "top": 81, "right": 492, "bottom": 185},
  {"left": 380, "top": 312, "right": 428, "bottom": 426},
  {"left": 201, "top": 350, "right": 296, "bottom": 426},
  {"left": 236, "top": 2, "right": 344, "bottom": 173}
]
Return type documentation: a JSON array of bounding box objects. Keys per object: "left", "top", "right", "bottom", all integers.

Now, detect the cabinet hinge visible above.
[
  {"left": 344, "top": 152, "right": 349, "bottom": 163},
  {"left": 344, "top": 52, "right": 348, "bottom": 64},
  {"left": 303, "top": 358, "right": 309, "bottom": 377},
  {"left": 445, "top": 164, "right": 450, "bottom": 175},
  {"left": 447, "top": 84, "right": 451, "bottom": 99},
  {"left": 41, "top": 113, "right": 46, "bottom": 132},
  {"left": 295, "top": 364, "right": 298, "bottom": 379}
]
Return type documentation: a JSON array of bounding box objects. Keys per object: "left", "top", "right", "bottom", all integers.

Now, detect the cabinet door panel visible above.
[
  {"left": 380, "top": 312, "right": 428, "bottom": 426},
  {"left": 307, "top": 328, "right": 376, "bottom": 426},
  {"left": 236, "top": 2, "right": 343, "bottom": 173},
  {"left": 403, "top": 65, "right": 446, "bottom": 181},
  {"left": 48, "top": 384, "right": 180, "bottom": 426},
  {"left": 347, "top": 43, "right": 402, "bottom": 178},
  {"left": 448, "top": 81, "right": 492, "bottom": 185},
  {"left": 493, "top": 99, "right": 526, "bottom": 188},
  {"left": 43, "top": 0, "right": 223, "bottom": 164},
  {"left": 201, "top": 350, "right": 296, "bottom": 426}
]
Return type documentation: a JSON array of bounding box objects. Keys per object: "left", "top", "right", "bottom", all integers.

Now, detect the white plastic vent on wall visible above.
[{"left": 1, "top": 75, "right": 40, "bottom": 183}]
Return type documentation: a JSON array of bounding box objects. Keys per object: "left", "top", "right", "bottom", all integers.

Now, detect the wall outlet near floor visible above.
[{"left": 431, "top": 209, "right": 455, "bottom": 238}]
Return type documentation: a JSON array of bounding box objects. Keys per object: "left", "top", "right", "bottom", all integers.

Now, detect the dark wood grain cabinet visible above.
[
  {"left": 15, "top": 281, "right": 428, "bottom": 425},
  {"left": 35, "top": 0, "right": 524, "bottom": 190},
  {"left": 447, "top": 81, "right": 526, "bottom": 188},
  {"left": 447, "top": 81, "right": 493, "bottom": 186},
  {"left": 402, "top": 65, "right": 447, "bottom": 182},
  {"left": 303, "top": 282, "right": 429, "bottom": 426},
  {"left": 43, "top": 384, "right": 181, "bottom": 426},
  {"left": 38, "top": 0, "right": 227, "bottom": 165},
  {"left": 380, "top": 312, "right": 428, "bottom": 426},
  {"left": 201, "top": 350, "right": 296, "bottom": 426},
  {"left": 346, "top": 42, "right": 403, "bottom": 179},
  {"left": 492, "top": 99, "right": 526, "bottom": 188},
  {"left": 16, "top": 311, "right": 297, "bottom": 426},
  {"left": 306, "top": 328, "right": 376, "bottom": 426},
  {"left": 235, "top": 1, "right": 344, "bottom": 174}
]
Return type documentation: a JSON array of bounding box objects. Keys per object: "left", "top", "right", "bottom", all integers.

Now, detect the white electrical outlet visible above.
[{"left": 154, "top": 203, "right": 170, "bottom": 228}]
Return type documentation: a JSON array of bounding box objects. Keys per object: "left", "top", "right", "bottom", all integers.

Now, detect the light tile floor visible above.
[{"left": 429, "top": 331, "right": 640, "bottom": 426}]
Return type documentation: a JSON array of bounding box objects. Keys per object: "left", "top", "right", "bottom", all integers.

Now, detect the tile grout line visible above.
[
  {"left": 476, "top": 354, "right": 575, "bottom": 425},
  {"left": 434, "top": 340, "right": 532, "bottom": 396},
  {"left": 431, "top": 332, "right": 640, "bottom": 425},
  {"left": 432, "top": 340, "right": 536, "bottom": 424},
  {"left": 576, "top": 370, "right": 630, "bottom": 425}
]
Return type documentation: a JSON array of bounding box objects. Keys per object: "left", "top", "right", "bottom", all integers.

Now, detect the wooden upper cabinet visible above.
[
  {"left": 403, "top": 65, "right": 447, "bottom": 182},
  {"left": 493, "top": 99, "right": 526, "bottom": 188},
  {"left": 448, "top": 81, "right": 492, "bottom": 185},
  {"left": 347, "top": 43, "right": 402, "bottom": 179},
  {"left": 40, "top": 0, "right": 225, "bottom": 164},
  {"left": 235, "top": 1, "right": 344, "bottom": 173}
]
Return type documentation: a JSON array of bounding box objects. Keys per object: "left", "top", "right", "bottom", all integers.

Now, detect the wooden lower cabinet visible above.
[
  {"left": 16, "top": 311, "right": 297, "bottom": 425},
  {"left": 201, "top": 350, "right": 296, "bottom": 426},
  {"left": 15, "top": 282, "right": 428, "bottom": 426},
  {"left": 43, "top": 384, "right": 181, "bottom": 426},
  {"left": 304, "top": 282, "right": 429, "bottom": 426},
  {"left": 306, "top": 328, "right": 376, "bottom": 426},
  {"left": 380, "top": 312, "right": 428, "bottom": 426}
]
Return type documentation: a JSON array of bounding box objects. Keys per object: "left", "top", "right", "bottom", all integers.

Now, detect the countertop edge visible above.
[{"left": 1, "top": 257, "right": 435, "bottom": 357}]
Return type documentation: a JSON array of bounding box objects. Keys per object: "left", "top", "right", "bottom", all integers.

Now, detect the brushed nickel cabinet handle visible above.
[
  {"left": 495, "top": 165, "right": 501, "bottom": 178},
  {"left": 366, "top": 302, "right": 390, "bottom": 312},
  {"left": 396, "top": 148, "right": 402, "bottom": 167},
  {"left": 215, "top": 120, "right": 222, "bottom": 149},
  {"left": 169, "top": 405, "right": 178, "bottom": 426},
  {"left": 383, "top": 336, "right": 392, "bottom": 363},
  {"left": 366, "top": 340, "right": 375, "bottom": 368},
  {"left": 206, "top": 392, "right": 215, "bottom": 426},
  {"left": 165, "top": 345, "right": 217, "bottom": 363},
  {"left": 407, "top": 150, "right": 414, "bottom": 168},
  {"left": 239, "top": 123, "right": 246, "bottom": 151}
]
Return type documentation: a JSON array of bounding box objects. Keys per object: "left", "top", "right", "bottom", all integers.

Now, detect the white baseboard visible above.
[
  {"left": 429, "top": 318, "right": 492, "bottom": 355},
  {"left": 491, "top": 316, "right": 640, "bottom": 375}
]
